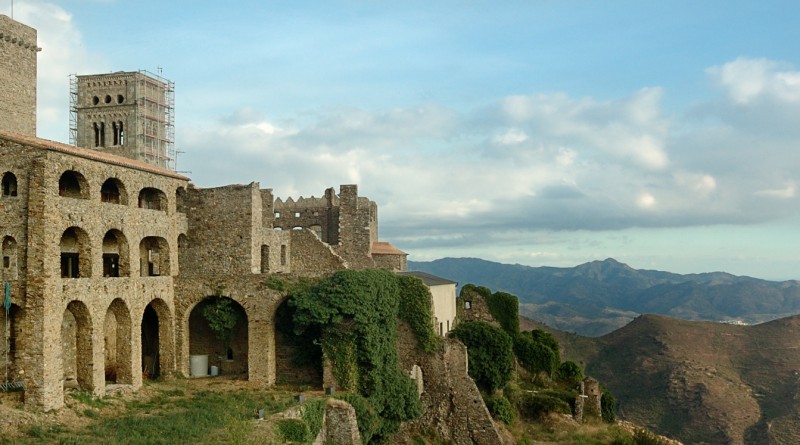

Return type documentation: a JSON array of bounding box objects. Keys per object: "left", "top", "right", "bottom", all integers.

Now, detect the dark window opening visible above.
[
  {"left": 227, "top": 348, "right": 234, "bottom": 360},
  {"left": 59, "top": 172, "right": 84, "bottom": 198},
  {"left": 93, "top": 122, "right": 100, "bottom": 147},
  {"left": 146, "top": 249, "right": 160, "bottom": 276},
  {"left": 104, "top": 95, "right": 112, "bottom": 104},
  {"left": 92, "top": 96, "right": 99, "bottom": 106},
  {"left": 2, "top": 173, "right": 17, "bottom": 197},
  {"left": 61, "top": 253, "right": 79, "bottom": 278},
  {"left": 280, "top": 245, "right": 287, "bottom": 266},
  {"left": 100, "top": 122, "right": 106, "bottom": 147},
  {"left": 119, "top": 121, "right": 124, "bottom": 145},
  {"left": 117, "top": 94, "right": 124, "bottom": 104},
  {"left": 138, "top": 188, "right": 165, "bottom": 211},
  {"left": 112, "top": 122, "right": 119, "bottom": 145},
  {"left": 101, "top": 179, "right": 121, "bottom": 203},
  {"left": 260, "top": 245, "right": 270, "bottom": 273},
  {"left": 103, "top": 254, "right": 120, "bottom": 277},
  {"left": 3, "top": 256, "right": 9, "bottom": 268}
]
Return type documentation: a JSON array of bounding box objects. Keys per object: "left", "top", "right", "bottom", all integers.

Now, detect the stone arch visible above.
[
  {"left": 60, "top": 227, "right": 91, "bottom": 278},
  {"left": 141, "top": 298, "right": 174, "bottom": 379},
  {"left": 100, "top": 178, "right": 128, "bottom": 205},
  {"left": 58, "top": 170, "right": 89, "bottom": 199},
  {"left": 273, "top": 297, "right": 321, "bottom": 386},
  {"left": 1, "top": 171, "right": 17, "bottom": 197},
  {"left": 104, "top": 299, "right": 132, "bottom": 384},
  {"left": 188, "top": 296, "right": 249, "bottom": 376},
  {"left": 2, "top": 236, "right": 18, "bottom": 281},
  {"left": 102, "top": 229, "right": 130, "bottom": 277},
  {"left": 61, "top": 300, "right": 94, "bottom": 391},
  {"left": 139, "top": 236, "right": 170, "bottom": 277},
  {"left": 138, "top": 187, "right": 167, "bottom": 211},
  {"left": 2, "top": 304, "right": 24, "bottom": 385}
]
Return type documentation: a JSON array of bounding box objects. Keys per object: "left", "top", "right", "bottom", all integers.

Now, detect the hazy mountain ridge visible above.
[
  {"left": 542, "top": 313, "right": 800, "bottom": 444},
  {"left": 409, "top": 257, "right": 800, "bottom": 335}
]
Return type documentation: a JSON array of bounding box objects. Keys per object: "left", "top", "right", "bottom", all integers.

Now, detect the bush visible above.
[
  {"left": 556, "top": 361, "right": 583, "bottom": 386},
  {"left": 276, "top": 418, "right": 310, "bottom": 443},
  {"left": 484, "top": 394, "right": 514, "bottom": 424},
  {"left": 450, "top": 321, "right": 514, "bottom": 392},
  {"left": 485, "top": 291, "right": 520, "bottom": 335},
  {"left": 514, "top": 333, "right": 559, "bottom": 377},
  {"left": 601, "top": 386, "right": 617, "bottom": 423},
  {"left": 302, "top": 399, "right": 326, "bottom": 438},
  {"left": 518, "top": 392, "right": 572, "bottom": 419},
  {"left": 335, "top": 393, "right": 380, "bottom": 444},
  {"left": 397, "top": 275, "right": 438, "bottom": 353}
]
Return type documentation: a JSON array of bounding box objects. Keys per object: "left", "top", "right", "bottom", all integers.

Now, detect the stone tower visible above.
[
  {"left": 72, "top": 71, "right": 175, "bottom": 170},
  {"left": 0, "top": 15, "right": 39, "bottom": 136}
]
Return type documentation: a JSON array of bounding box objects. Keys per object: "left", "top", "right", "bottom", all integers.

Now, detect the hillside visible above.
[
  {"left": 409, "top": 257, "right": 800, "bottom": 336},
  {"left": 545, "top": 313, "right": 800, "bottom": 444}
]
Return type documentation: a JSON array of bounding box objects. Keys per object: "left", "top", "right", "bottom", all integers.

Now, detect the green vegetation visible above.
[
  {"left": 514, "top": 330, "right": 560, "bottom": 377},
  {"left": 557, "top": 361, "right": 584, "bottom": 386},
  {"left": 290, "top": 269, "right": 430, "bottom": 443},
  {"left": 450, "top": 320, "right": 514, "bottom": 392},
  {"left": 397, "top": 274, "right": 439, "bottom": 353},
  {"left": 202, "top": 296, "right": 241, "bottom": 353}
]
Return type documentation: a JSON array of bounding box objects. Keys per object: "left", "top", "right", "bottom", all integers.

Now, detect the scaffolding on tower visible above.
[
  {"left": 68, "top": 74, "right": 78, "bottom": 146},
  {"left": 134, "top": 70, "right": 175, "bottom": 171}
]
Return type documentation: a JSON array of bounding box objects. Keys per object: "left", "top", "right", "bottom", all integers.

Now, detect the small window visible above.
[
  {"left": 227, "top": 348, "right": 234, "bottom": 360},
  {"left": 274, "top": 212, "right": 281, "bottom": 218},
  {"left": 61, "top": 253, "right": 79, "bottom": 278},
  {"left": 260, "top": 245, "right": 270, "bottom": 273},
  {"left": 2, "top": 172, "right": 17, "bottom": 197},
  {"left": 103, "top": 253, "right": 120, "bottom": 277},
  {"left": 3, "top": 256, "right": 9, "bottom": 268},
  {"left": 294, "top": 212, "right": 300, "bottom": 217},
  {"left": 117, "top": 94, "right": 124, "bottom": 104},
  {"left": 280, "top": 245, "right": 287, "bottom": 266},
  {"left": 104, "top": 95, "right": 112, "bottom": 104},
  {"left": 92, "top": 96, "right": 99, "bottom": 105},
  {"left": 464, "top": 301, "right": 471, "bottom": 310},
  {"left": 292, "top": 226, "right": 302, "bottom": 231}
]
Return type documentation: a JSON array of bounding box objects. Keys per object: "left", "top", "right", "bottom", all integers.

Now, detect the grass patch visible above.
[{"left": 68, "top": 391, "right": 111, "bottom": 409}]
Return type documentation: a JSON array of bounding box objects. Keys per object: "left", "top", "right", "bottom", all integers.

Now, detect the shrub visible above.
[
  {"left": 518, "top": 392, "right": 572, "bottom": 419},
  {"left": 450, "top": 321, "right": 514, "bottom": 392},
  {"left": 601, "top": 386, "right": 617, "bottom": 423},
  {"left": 556, "top": 361, "right": 583, "bottom": 386},
  {"left": 335, "top": 393, "right": 380, "bottom": 444},
  {"left": 397, "top": 275, "right": 438, "bottom": 353},
  {"left": 514, "top": 333, "right": 559, "bottom": 377},
  {"left": 276, "top": 418, "right": 309, "bottom": 442},
  {"left": 302, "top": 399, "right": 326, "bottom": 439},
  {"left": 484, "top": 394, "right": 514, "bottom": 424}
]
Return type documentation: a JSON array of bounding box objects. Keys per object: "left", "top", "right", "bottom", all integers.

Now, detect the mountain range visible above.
[{"left": 408, "top": 257, "right": 800, "bottom": 336}]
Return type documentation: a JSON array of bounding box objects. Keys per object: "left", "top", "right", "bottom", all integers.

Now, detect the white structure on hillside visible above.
[{"left": 398, "top": 271, "right": 457, "bottom": 336}]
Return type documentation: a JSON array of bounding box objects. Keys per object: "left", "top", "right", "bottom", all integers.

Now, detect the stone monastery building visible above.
[{"left": 0, "top": 14, "right": 423, "bottom": 410}]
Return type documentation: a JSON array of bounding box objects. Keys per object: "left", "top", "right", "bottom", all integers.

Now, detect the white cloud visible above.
[
  {"left": 708, "top": 57, "right": 800, "bottom": 104},
  {"left": 637, "top": 192, "right": 656, "bottom": 209},
  {"left": 755, "top": 183, "right": 795, "bottom": 199}
]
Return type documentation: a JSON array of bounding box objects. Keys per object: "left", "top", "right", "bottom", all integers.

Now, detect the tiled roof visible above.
[
  {"left": 371, "top": 241, "right": 407, "bottom": 256},
  {"left": 0, "top": 130, "right": 189, "bottom": 181},
  {"left": 396, "top": 271, "right": 457, "bottom": 286}
]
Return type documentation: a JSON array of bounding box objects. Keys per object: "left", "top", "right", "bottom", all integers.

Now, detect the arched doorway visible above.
[
  {"left": 188, "top": 297, "right": 248, "bottom": 376},
  {"left": 103, "top": 230, "right": 130, "bottom": 277},
  {"left": 139, "top": 236, "right": 170, "bottom": 277},
  {"left": 104, "top": 299, "right": 132, "bottom": 384},
  {"left": 61, "top": 301, "right": 93, "bottom": 390},
  {"left": 274, "top": 298, "right": 322, "bottom": 386},
  {"left": 141, "top": 299, "right": 173, "bottom": 380}
]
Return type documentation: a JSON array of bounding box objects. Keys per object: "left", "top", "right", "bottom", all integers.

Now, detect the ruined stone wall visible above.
[
  {"left": 394, "top": 323, "right": 505, "bottom": 445},
  {"left": 333, "top": 185, "right": 375, "bottom": 269},
  {"left": 0, "top": 15, "right": 37, "bottom": 136},
  {"left": 372, "top": 253, "right": 406, "bottom": 271},
  {"left": 273, "top": 190, "right": 339, "bottom": 245},
  {"left": 289, "top": 229, "right": 347, "bottom": 275},
  {"left": 457, "top": 291, "right": 499, "bottom": 328},
  {"left": 181, "top": 183, "right": 259, "bottom": 276}
]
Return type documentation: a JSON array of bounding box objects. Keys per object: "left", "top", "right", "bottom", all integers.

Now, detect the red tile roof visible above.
[
  {"left": 371, "top": 241, "right": 407, "bottom": 256},
  {"left": 0, "top": 130, "right": 189, "bottom": 181}
]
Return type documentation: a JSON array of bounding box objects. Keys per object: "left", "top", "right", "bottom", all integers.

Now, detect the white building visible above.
[{"left": 398, "top": 271, "right": 457, "bottom": 336}]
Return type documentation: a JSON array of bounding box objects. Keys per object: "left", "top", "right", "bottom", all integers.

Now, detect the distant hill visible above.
[
  {"left": 545, "top": 313, "right": 800, "bottom": 444},
  {"left": 409, "top": 257, "right": 800, "bottom": 336}
]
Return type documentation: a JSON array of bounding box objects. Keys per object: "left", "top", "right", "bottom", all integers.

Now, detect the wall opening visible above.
[
  {"left": 1, "top": 172, "right": 17, "bottom": 197},
  {"left": 60, "top": 227, "right": 91, "bottom": 278},
  {"left": 138, "top": 187, "right": 167, "bottom": 211},
  {"left": 100, "top": 178, "right": 127, "bottom": 205},
  {"left": 141, "top": 299, "right": 173, "bottom": 380},
  {"left": 61, "top": 301, "right": 93, "bottom": 391},
  {"left": 260, "top": 245, "right": 270, "bottom": 273},
  {"left": 188, "top": 297, "right": 249, "bottom": 376},
  {"left": 280, "top": 245, "right": 287, "bottom": 266},
  {"left": 1, "top": 304, "right": 23, "bottom": 385},
  {"left": 1, "top": 236, "right": 18, "bottom": 281},
  {"left": 58, "top": 171, "right": 89, "bottom": 199},
  {"left": 139, "top": 236, "right": 170, "bottom": 277},
  {"left": 104, "top": 299, "right": 132, "bottom": 384},
  {"left": 274, "top": 298, "right": 322, "bottom": 386},
  {"left": 102, "top": 230, "right": 129, "bottom": 277}
]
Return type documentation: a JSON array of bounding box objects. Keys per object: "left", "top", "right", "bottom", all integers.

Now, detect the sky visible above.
[{"left": 7, "top": 0, "right": 800, "bottom": 280}]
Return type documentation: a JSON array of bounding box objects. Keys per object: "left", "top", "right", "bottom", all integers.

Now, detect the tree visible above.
[{"left": 202, "top": 296, "right": 240, "bottom": 354}]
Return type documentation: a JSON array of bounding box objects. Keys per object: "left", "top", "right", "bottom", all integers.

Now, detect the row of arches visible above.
[
  {"left": 60, "top": 227, "right": 174, "bottom": 278},
  {"left": 0, "top": 170, "right": 182, "bottom": 213}
]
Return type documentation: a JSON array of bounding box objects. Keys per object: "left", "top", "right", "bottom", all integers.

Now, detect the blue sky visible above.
[{"left": 9, "top": 0, "right": 800, "bottom": 280}]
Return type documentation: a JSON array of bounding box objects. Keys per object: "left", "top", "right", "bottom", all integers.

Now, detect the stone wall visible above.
[
  {"left": 289, "top": 229, "right": 347, "bottom": 275},
  {"left": 0, "top": 15, "right": 37, "bottom": 136},
  {"left": 394, "top": 323, "right": 505, "bottom": 445}
]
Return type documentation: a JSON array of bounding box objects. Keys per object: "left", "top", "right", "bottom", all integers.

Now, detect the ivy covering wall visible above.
[{"left": 290, "top": 269, "right": 435, "bottom": 443}]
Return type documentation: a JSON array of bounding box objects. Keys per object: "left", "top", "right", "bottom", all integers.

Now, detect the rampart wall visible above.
[{"left": 0, "top": 15, "right": 37, "bottom": 136}]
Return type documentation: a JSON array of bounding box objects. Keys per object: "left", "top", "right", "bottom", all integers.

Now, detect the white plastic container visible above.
[
  {"left": 210, "top": 365, "right": 219, "bottom": 376},
  {"left": 190, "top": 355, "right": 208, "bottom": 377}
]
